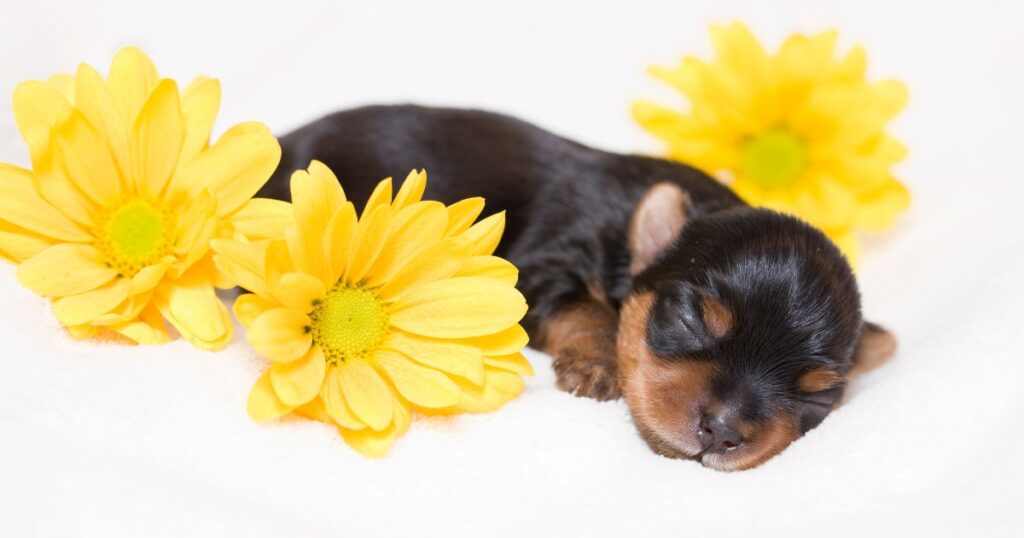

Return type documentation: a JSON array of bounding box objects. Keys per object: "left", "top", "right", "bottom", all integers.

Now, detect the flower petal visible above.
[
  {"left": 176, "top": 122, "right": 281, "bottom": 216},
  {"left": 247, "top": 307, "right": 312, "bottom": 362},
  {"left": 384, "top": 330, "right": 484, "bottom": 385},
  {"left": 107, "top": 46, "right": 160, "bottom": 123},
  {"left": 444, "top": 197, "right": 485, "bottom": 237},
  {"left": 65, "top": 324, "right": 100, "bottom": 340},
  {"left": 0, "top": 224, "right": 52, "bottom": 263},
  {"left": 321, "top": 365, "right": 366, "bottom": 430},
  {"left": 338, "top": 391, "right": 409, "bottom": 456},
  {"left": 248, "top": 369, "right": 296, "bottom": 421},
  {"left": 458, "top": 211, "right": 505, "bottom": 255},
  {"left": 338, "top": 421, "right": 399, "bottom": 457},
  {"left": 323, "top": 202, "right": 357, "bottom": 283},
  {"left": 53, "top": 278, "right": 130, "bottom": 326},
  {"left": 233, "top": 293, "right": 276, "bottom": 329},
  {"left": 294, "top": 397, "right": 333, "bottom": 424},
  {"left": 263, "top": 239, "right": 296, "bottom": 290},
  {"left": 210, "top": 238, "right": 270, "bottom": 297},
  {"left": 294, "top": 158, "right": 346, "bottom": 204},
  {"left": 74, "top": 63, "right": 130, "bottom": 185},
  {"left": 390, "top": 276, "right": 527, "bottom": 338},
  {"left": 0, "top": 164, "right": 91, "bottom": 242},
  {"left": 155, "top": 270, "right": 233, "bottom": 350},
  {"left": 12, "top": 80, "right": 72, "bottom": 161},
  {"left": 340, "top": 360, "right": 394, "bottom": 431},
  {"left": 855, "top": 179, "right": 911, "bottom": 231},
  {"left": 92, "top": 288, "right": 153, "bottom": 326},
  {"left": 132, "top": 79, "right": 184, "bottom": 199},
  {"left": 17, "top": 243, "right": 117, "bottom": 297},
  {"left": 180, "top": 76, "right": 221, "bottom": 164},
  {"left": 343, "top": 204, "right": 391, "bottom": 284},
  {"left": 169, "top": 189, "right": 217, "bottom": 278},
  {"left": 392, "top": 169, "right": 426, "bottom": 211},
  {"left": 54, "top": 109, "right": 123, "bottom": 206},
  {"left": 271, "top": 346, "right": 327, "bottom": 406},
  {"left": 376, "top": 237, "right": 473, "bottom": 302},
  {"left": 32, "top": 147, "right": 99, "bottom": 228},
  {"left": 455, "top": 255, "right": 518, "bottom": 286},
  {"left": 130, "top": 256, "right": 174, "bottom": 295},
  {"left": 872, "top": 79, "right": 909, "bottom": 119},
  {"left": 709, "top": 22, "right": 768, "bottom": 85},
  {"left": 230, "top": 198, "right": 294, "bottom": 240},
  {"left": 365, "top": 201, "right": 448, "bottom": 287},
  {"left": 275, "top": 272, "right": 325, "bottom": 312},
  {"left": 47, "top": 73, "right": 76, "bottom": 102},
  {"left": 484, "top": 352, "right": 535, "bottom": 376},
  {"left": 361, "top": 177, "right": 392, "bottom": 218},
  {"left": 390, "top": 391, "right": 412, "bottom": 436},
  {"left": 109, "top": 303, "right": 170, "bottom": 345},
  {"left": 288, "top": 162, "right": 346, "bottom": 282},
  {"left": 455, "top": 323, "right": 530, "bottom": 356},
  {"left": 439, "top": 366, "right": 525, "bottom": 414},
  {"left": 375, "top": 349, "right": 461, "bottom": 408}
]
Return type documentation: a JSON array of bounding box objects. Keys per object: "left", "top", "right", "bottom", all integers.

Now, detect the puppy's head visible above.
[{"left": 619, "top": 183, "right": 895, "bottom": 471}]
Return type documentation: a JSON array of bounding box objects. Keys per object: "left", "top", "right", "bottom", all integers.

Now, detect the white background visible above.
[{"left": 1, "top": 1, "right": 1022, "bottom": 536}]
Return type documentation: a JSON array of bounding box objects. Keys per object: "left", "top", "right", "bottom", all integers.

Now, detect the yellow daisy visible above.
[
  {"left": 633, "top": 22, "right": 910, "bottom": 261},
  {"left": 212, "top": 161, "right": 532, "bottom": 456},
  {"left": 0, "top": 47, "right": 287, "bottom": 349}
]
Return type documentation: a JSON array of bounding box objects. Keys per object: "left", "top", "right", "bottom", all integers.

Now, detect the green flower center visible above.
[
  {"left": 311, "top": 286, "right": 388, "bottom": 363},
  {"left": 739, "top": 129, "right": 806, "bottom": 189},
  {"left": 96, "top": 199, "right": 173, "bottom": 276}
]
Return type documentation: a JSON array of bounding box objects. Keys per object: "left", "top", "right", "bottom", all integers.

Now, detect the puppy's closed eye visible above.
[{"left": 647, "top": 283, "right": 732, "bottom": 358}]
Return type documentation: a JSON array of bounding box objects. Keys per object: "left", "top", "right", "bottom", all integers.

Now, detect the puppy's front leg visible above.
[{"left": 540, "top": 301, "right": 622, "bottom": 401}]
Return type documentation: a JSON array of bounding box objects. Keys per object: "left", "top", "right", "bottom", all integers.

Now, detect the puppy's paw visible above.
[{"left": 552, "top": 349, "right": 622, "bottom": 401}]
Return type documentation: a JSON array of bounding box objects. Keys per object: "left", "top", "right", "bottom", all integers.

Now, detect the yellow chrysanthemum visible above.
[
  {"left": 212, "top": 161, "right": 532, "bottom": 456},
  {"left": 0, "top": 47, "right": 287, "bottom": 349},
  {"left": 633, "top": 22, "right": 910, "bottom": 261}
]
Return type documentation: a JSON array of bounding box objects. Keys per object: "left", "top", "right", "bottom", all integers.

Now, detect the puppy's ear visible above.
[
  {"left": 849, "top": 321, "right": 897, "bottom": 376},
  {"left": 629, "top": 182, "right": 690, "bottom": 275}
]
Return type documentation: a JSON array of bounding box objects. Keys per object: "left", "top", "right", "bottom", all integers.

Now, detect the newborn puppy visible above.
[{"left": 260, "top": 105, "right": 896, "bottom": 471}]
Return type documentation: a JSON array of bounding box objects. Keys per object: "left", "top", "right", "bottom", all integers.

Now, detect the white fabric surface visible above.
[{"left": 1, "top": 1, "right": 1022, "bottom": 536}]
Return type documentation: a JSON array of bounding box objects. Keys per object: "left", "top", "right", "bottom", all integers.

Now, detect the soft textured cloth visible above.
[{"left": 1, "top": 1, "right": 1022, "bottom": 536}]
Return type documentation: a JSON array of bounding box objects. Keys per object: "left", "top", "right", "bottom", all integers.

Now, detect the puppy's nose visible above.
[{"left": 698, "top": 413, "right": 744, "bottom": 453}]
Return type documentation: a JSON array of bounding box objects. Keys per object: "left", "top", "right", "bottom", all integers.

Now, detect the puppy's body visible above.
[
  {"left": 264, "top": 105, "right": 895, "bottom": 470},
  {"left": 263, "top": 105, "right": 741, "bottom": 333}
]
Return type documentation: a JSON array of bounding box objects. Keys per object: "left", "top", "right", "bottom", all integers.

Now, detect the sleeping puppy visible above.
[{"left": 259, "top": 105, "right": 897, "bottom": 471}]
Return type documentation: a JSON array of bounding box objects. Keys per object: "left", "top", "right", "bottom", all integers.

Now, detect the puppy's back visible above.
[{"left": 259, "top": 105, "right": 601, "bottom": 217}]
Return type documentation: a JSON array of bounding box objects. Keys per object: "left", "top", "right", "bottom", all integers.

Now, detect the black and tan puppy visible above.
[{"left": 260, "top": 105, "right": 896, "bottom": 471}]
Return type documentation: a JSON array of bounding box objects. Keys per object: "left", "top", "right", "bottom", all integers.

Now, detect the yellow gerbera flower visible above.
[
  {"left": 0, "top": 47, "right": 287, "bottom": 349},
  {"left": 633, "top": 22, "right": 910, "bottom": 261},
  {"left": 212, "top": 161, "right": 532, "bottom": 456}
]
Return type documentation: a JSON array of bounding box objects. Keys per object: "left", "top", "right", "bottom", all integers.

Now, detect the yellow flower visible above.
[
  {"left": 0, "top": 47, "right": 286, "bottom": 349},
  {"left": 633, "top": 22, "right": 910, "bottom": 262},
  {"left": 212, "top": 161, "right": 532, "bottom": 456}
]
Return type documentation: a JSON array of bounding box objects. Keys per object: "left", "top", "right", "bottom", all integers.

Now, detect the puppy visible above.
[{"left": 259, "top": 105, "right": 896, "bottom": 471}]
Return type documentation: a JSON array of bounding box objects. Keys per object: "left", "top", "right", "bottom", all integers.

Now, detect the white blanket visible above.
[{"left": 2, "top": 1, "right": 1022, "bottom": 536}]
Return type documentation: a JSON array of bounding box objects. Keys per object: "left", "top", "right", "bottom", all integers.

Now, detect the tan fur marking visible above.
[
  {"left": 798, "top": 367, "right": 842, "bottom": 393},
  {"left": 700, "top": 296, "right": 733, "bottom": 340},
  {"left": 619, "top": 293, "right": 715, "bottom": 457},
  {"left": 543, "top": 301, "right": 621, "bottom": 401},
  {"left": 585, "top": 278, "right": 609, "bottom": 305}
]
